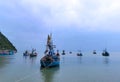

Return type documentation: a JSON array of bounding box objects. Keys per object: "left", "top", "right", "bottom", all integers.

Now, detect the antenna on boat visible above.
[{"left": 50, "top": 33, "right": 52, "bottom": 37}]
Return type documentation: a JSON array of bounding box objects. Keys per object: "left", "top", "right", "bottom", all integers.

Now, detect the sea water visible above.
[{"left": 0, "top": 52, "right": 120, "bottom": 82}]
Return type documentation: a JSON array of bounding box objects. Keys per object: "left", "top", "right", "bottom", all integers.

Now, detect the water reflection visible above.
[
  {"left": 22, "top": 55, "right": 38, "bottom": 69},
  {"left": 23, "top": 55, "right": 28, "bottom": 59},
  {"left": 62, "top": 56, "right": 65, "bottom": 63},
  {"left": 103, "top": 57, "right": 109, "bottom": 64},
  {"left": 40, "top": 67, "right": 59, "bottom": 82},
  {"left": 77, "top": 56, "right": 82, "bottom": 64},
  {"left": 0, "top": 56, "right": 14, "bottom": 68},
  {"left": 29, "top": 57, "right": 37, "bottom": 64}
]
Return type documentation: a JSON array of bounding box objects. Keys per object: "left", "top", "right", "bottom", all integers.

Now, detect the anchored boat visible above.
[
  {"left": 30, "top": 49, "right": 37, "bottom": 57},
  {"left": 93, "top": 50, "right": 97, "bottom": 54},
  {"left": 0, "top": 50, "right": 15, "bottom": 55},
  {"left": 40, "top": 34, "right": 60, "bottom": 68},
  {"left": 102, "top": 49, "right": 110, "bottom": 56},
  {"left": 77, "top": 50, "right": 83, "bottom": 56}
]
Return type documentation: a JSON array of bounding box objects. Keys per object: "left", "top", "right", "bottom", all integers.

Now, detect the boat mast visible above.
[{"left": 45, "top": 34, "right": 55, "bottom": 56}]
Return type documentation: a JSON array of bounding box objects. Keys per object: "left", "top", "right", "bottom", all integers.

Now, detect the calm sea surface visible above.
[{"left": 0, "top": 52, "right": 120, "bottom": 82}]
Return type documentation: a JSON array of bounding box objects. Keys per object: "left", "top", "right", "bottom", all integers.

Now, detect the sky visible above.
[{"left": 0, "top": 0, "right": 120, "bottom": 52}]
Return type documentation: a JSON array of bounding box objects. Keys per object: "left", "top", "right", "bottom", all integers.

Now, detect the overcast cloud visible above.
[{"left": 0, "top": 0, "right": 120, "bottom": 51}]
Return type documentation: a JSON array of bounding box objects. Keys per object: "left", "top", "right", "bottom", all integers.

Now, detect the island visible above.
[{"left": 0, "top": 32, "right": 17, "bottom": 55}]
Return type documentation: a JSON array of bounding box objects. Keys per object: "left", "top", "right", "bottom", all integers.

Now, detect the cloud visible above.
[
  {"left": 0, "top": 0, "right": 120, "bottom": 31},
  {"left": 1, "top": 0, "right": 120, "bottom": 51}
]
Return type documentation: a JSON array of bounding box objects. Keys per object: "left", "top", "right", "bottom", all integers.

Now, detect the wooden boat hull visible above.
[
  {"left": 62, "top": 53, "right": 65, "bottom": 55},
  {"left": 40, "top": 60, "right": 59, "bottom": 68},
  {"left": 23, "top": 53, "right": 29, "bottom": 56},
  {"left": 30, "top": 53, "right": 37, "bottom": 57},
  {"left": 0, "top": 50, "right": 14, "bottom": 55},
  {"left": 40, "top": 56, "right": 60, "bottom": 68},
  {"left": 0, "top": 53, "right": 9, "bottom": 55},
  {"left": 102, "top": 53, "right": 109, "bottom": 56},
  {"left": 93, "top": 52, "right": 97, "bottom": 54},
  {"left": 102, "top": 52, "right": 109, "bottom": 56},
  {"left": 77, "top": 53, "right": 82, "bottom": 56}
]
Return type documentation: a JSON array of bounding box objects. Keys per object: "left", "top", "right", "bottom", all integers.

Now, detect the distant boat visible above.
[
  {"left": 62, "top": 50, "right": 65, "bottom": 55},
  {"left": 77, "top": 50, "right": 83, "bottom": 56},
  {"left": 93, "top": 50, "right": 97, "bottom": 54},
  {"left": 0, "top": 50, "right": 14, "bottom": 55},
  {"left": 23, "top": 50, "right": 30, "bottom": 56},
  {"left": 30, "top": 53, "right": 37, "bottom": 57},
  {"left": 77, "top": 53, "right": 83, "bottom": 56},
  {"left": 69, "top": 51, "right": 72, "bottom": 54},
  {"left": 30, "top": 49, "right": 37, "bottom": 57},
  {"left": 102, "top": 49, "right": 109, "bottom": 56},
  {"left": 40, "top": 34, "right": 60, "bottom": 68}
]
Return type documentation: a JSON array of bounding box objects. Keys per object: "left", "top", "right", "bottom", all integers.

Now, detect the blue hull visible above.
[
  {"left": 23, "top": 53, "right": 29, "bottom": 56},
  {"left": 0, "top": 50, "right": 14, "bottom": 55},
  {"left": 0, "top": 53, "right": 10, "bottom": 55},
  {"left": 0, "top": 53, "right": 14, "bottom": 55},
  {"left": 40, "top": 57, "right": 60, "bottom": 67},
  {"left": 41, "top": 60, "right": 59, "bottom": 67}
]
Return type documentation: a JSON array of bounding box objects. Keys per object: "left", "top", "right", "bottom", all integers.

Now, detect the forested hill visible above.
[{"left": 0, "top": 32, "right": 17, "bottom": 51}]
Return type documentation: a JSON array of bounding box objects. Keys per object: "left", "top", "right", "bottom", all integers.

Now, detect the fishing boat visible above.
[
  {"left": 30, "top": 53, "right": 37, "bottom": 57},
  {"left": 0, "top": 50, "right": 14, "bottom": 55},
  {"left": 62, "top": 50, "right": 65, "bottom": 55},
  {"left": 30, "top": 49, "right": 37, "bottom": 57},
  {"left": 77, "top": 53, "right": 83, "bottom": 56},
  {"left": 40, "top": 34, "right": 60, "bottom": 68},
  {"left": 93, "top": 50, "right": 97, "bottom": 54},
  {"left": 77, "top": 50, "right": 83, "bottom": 56},
  {"left": 69, "top": 51, "right": 72, "bottom": 54},
  {"left": 102, "top": 49, "right": 109, "bottom": 56},
  {"left": 23, "top": 50, "right": 30, "bottom": 56}
]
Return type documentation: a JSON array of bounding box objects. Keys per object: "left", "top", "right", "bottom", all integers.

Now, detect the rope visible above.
[{"left": 15, "top": 71, "right": 39, "bottom": 82}]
